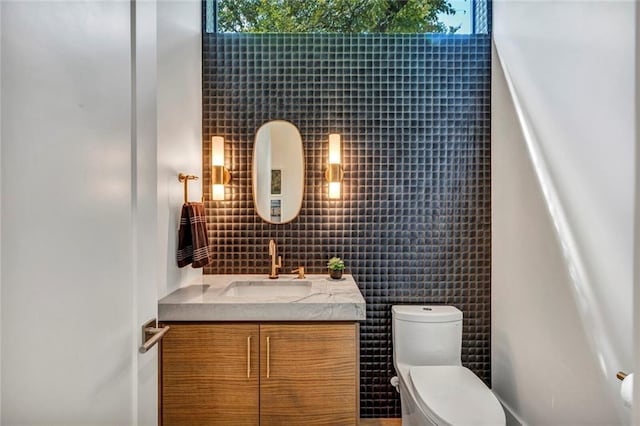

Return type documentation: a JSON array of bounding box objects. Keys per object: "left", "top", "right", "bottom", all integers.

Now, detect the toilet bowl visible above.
[{"left": 392, "top": 305, "right": 505, "bottom": 425}]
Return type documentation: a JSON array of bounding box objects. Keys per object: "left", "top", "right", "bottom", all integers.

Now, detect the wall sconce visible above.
[
  {"left": 211, "top": 136, "right": 230, "bottom": 200},
  {"left": 325, "top": 133, "right": 344, "bottom": 199}
]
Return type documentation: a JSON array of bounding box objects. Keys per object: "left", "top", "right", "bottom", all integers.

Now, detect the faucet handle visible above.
[
  {"left": 277, "top": 256, "right": 282, "bottom": 268},
  {"left": 291, "top": 266, "right": 305, "bottom": 279}
]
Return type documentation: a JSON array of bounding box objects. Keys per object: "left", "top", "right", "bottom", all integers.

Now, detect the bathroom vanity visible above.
[{"left": 157, "top": 275, "right": 366, "bottom": 426}]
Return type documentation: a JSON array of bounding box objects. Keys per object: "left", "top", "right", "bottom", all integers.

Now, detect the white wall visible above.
[
  {"left": 133, "top": 1, "right": 160, "bottom": 424},
  {"left": 157, "top": 0, "right": 202, "bottom": 297},
  {"left": 0, "top": 2, "right": 3, "bottom": 420},
  {"left": 0, "top": 0, "right": 203, "bottom": 423},
  {"left": 634, "top": 3, "right": 640, "bottom": 422},
  {"left": 492, "top": 1, "right": 635, "bottom": 424},
  {"left": 1, "top": 1, "right": 136, "bottom": 423},
  {"left": 269, "top": 123, "right": 304, "bottom": 221},
  {"left": 255, "top": 126, "right": 272, "bottom": 216}
]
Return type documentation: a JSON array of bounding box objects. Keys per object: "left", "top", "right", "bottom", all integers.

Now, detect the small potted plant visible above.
[{"left": 327, "top": 257, "right": 345, "bottom": 280}]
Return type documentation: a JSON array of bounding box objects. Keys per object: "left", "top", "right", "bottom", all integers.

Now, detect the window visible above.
[{"left": 205, "top": 0, "right": 481, "bottom": 34}]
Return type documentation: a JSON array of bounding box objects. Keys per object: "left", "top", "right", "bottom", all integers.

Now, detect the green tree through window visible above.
[{"left": 217, "top": 0, "right": 460, "bottom": 33}]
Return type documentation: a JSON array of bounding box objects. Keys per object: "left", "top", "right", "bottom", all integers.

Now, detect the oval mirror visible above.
[{"left": 252, "top": 120, "right": 304, "bottom": 224}]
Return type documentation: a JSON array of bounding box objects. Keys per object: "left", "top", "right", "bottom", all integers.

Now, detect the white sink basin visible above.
[{"left": 222, "top": 280, "right": 312, "bottom": 298}]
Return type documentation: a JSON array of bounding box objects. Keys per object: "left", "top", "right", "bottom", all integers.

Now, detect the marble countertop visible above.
[{"left": 158, "top": 274, "right": 366, "bottom": 321}]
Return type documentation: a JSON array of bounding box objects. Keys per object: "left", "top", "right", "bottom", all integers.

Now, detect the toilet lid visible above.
[{"left": 410, "top": 366, "right": 505, "bottom": 426}]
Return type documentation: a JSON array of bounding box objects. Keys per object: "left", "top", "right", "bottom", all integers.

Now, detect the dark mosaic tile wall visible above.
[{"left": 202, "top": 33, "right": 491, "bottom": 418}]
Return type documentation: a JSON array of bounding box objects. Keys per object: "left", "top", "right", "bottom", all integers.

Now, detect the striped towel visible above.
[{"left": 177, "top": 203, "right": 212, "bottom": 268}]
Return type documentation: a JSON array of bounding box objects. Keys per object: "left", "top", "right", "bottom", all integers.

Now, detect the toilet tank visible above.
[{"left": 392, "top": 305, "right": 463, "bottom": 367}]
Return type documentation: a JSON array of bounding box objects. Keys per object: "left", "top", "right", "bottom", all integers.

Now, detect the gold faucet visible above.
[
  {"left": 291, "top": 266, "right": 305, "bottom": 279},
  {"left": 268, "top": 239, "right": 282, "bottom": 279}
]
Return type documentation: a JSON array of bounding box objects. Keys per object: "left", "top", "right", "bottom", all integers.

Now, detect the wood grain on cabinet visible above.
[
  {"left": 259, "top": 323, "right": 359, "bottom": 426},
  {"left": 160, "top": 323, "right": 259, "bottom": 426}
]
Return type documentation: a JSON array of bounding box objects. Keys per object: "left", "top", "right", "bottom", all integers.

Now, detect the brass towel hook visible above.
[{"left": 178, "top": 173, "right": 199, "bottom": 204}]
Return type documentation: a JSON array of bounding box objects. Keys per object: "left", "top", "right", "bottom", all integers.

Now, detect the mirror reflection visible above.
[{"left": 252, "top": 121, "right": 304, "bottom": 224}]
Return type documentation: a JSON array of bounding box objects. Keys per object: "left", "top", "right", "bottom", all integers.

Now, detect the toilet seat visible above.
[{"left": 409, "top": 365, "right": 505, "bottom": 426}]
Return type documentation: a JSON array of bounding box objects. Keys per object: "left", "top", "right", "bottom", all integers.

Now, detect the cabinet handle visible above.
[
  {"left": 266, "top": 336, "right": 270, "bottom": 378},
  {"left": 247, "top": 336, "right": 251, "bottom": 378}
]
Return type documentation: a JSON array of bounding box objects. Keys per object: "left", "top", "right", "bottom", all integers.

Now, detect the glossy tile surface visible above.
[{"left": 202, "top": 33, "right": 491, "bottom": 417}]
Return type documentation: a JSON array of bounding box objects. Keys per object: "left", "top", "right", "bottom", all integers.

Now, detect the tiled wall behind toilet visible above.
[{"left": 202, "top": 33, "right": 491, "bottom": 418}]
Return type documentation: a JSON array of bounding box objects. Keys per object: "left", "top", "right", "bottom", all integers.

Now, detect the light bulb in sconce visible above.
[
  {"left": 211, "top": 136, "right": 230, "bottom": 201},
  {"left": 325, "top": 133, "right": 344, "bottom": 200}
]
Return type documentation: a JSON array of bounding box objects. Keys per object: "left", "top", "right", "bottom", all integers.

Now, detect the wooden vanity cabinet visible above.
[
  {"left": 159, "top": 322, "right": 359, "bottom": 426},
  {"left": 259, "top": 323, "right": 358, "bottom": 425},
  {"left": 160, "top": 323, "right": 260, "bottom": 426}
]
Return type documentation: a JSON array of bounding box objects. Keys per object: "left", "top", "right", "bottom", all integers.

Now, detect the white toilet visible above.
[{"left": 391, "top": 305, "right": 505, "bottom": 426}]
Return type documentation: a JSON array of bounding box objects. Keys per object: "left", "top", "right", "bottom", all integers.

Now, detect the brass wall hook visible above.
[{"left": 178, "top": 173, "right": 199, "bottom": 203}]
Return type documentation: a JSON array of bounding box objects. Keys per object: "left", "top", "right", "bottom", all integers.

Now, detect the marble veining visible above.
[{"left": 158, "top": 274, "right": 366, "bottom": 321}]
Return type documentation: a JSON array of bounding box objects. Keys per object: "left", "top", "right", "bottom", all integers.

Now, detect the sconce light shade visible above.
[
  {"left": 212, "top": 136, "right": 225, "bottom": 166},
  {"left": 211, "top": 136, "right": 230, "bottom": 200},
  {"left": 212, "top": 183, "right": 225, "bottom": 201},
  {"left": 325, "top": 134, "right": 343, "bottom": 200},
  {"left": 328, "top": 182, "right": 341, "bottom": 199},
  {"left": 328, "top": 133, "right": 341, "bottom": 164}
]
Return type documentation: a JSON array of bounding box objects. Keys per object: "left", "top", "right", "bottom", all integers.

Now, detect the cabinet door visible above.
[
  {"left": 260, "top": 323, "right": 359, "bottom": 426},
  {"left": 161, "top": 323, "right": 259, "bottom": 426}
]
